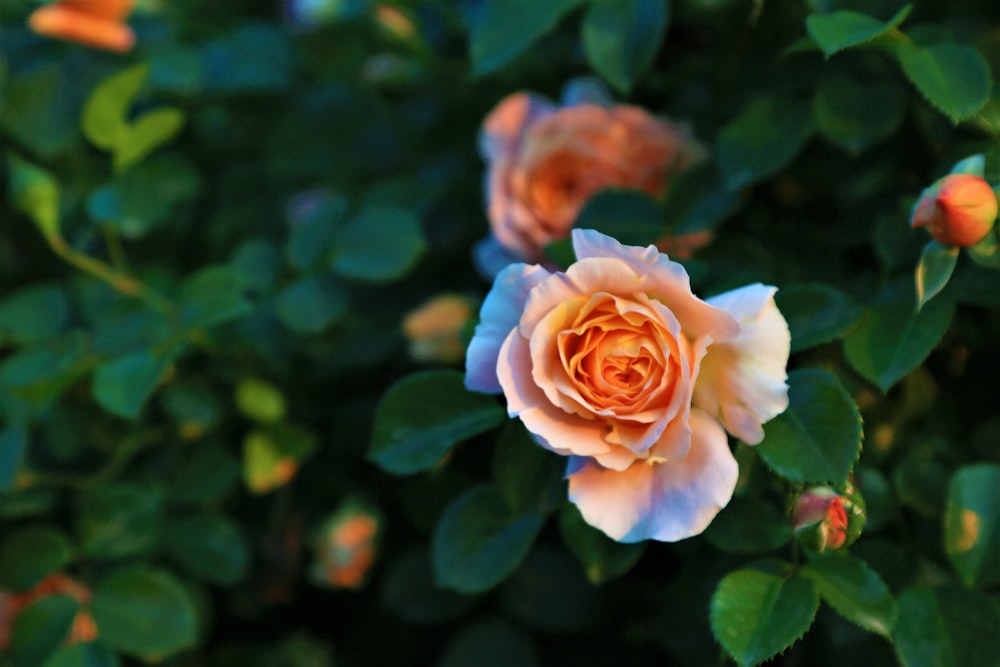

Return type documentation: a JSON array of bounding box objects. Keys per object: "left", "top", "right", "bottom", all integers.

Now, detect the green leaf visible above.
[
  {"left": 9, "top": 595, "right": 79, "bottom": 667},
  {"left": 274, "top": 275, "right": 348, "bottom": 333},
  {"left": 378, "top": 549, "right": 479, "bottom": 625},
  {"left": 843, "top": 281, "right": 955, "bottom": 392},
  {"left": 1, "top": 65, "right": 78, "bottom": 158},
  {"left": 0, "top": 426, "right": 27, "bottom": 492},
  {"left": 805, "top": 5, "right": 912, "bottom": 58},
  {"left": 582, "top": 0, "right": 669, "bottom": 93},
  {"left": 177, "top": 265, "right": 253, "bottom": 330},
  {"left": 163, "top": 514, "right": 250, "bottom": 586},
  {"left": 113, "top": 107, "right": 186, "bottom": 173},
  {"left": 661, "top": 165, "right": 742, "bottom": 234},
  {"left": 234, "top": 376, "right": 287, "bottom": 424},
  {"left": 242, "top": 423, "right": 317, "bottom": 494},
  {"left": 558, "top": 504, "right": 646, "bottom": 584},
  {"left": 716, "top": 97, "right": 814, "bottom": 190},
  {"left": 438, "top": 619, "right": 541, "bottom": 667},
  {"left": 76, "top": 483, "right": 164, "bottom": 559},
  {"left": 710, "top": 569, "right": 819, "bottom": 667},
  {"left": 432, "top": 485, "right": 544, "bottom": 594},
  {"left": 943, "top": 464, "right": 1000, "bottom": 589},
  {"left": 915, "top": 240, "right": 959, "bottom": 311},
  {"left": 469, "top": 0, "right": 585, "bottom": 75},
  {"left": 284, "top": 193, "right": 347, "bottom": 272},
  {"left": 704, "top": 497, "right": 793, "bottom": 554},
  {"left": 91, "top": 568, "right": 199, "bottom": 660},
  {"left": 330, "top": 206, "right": 426, "bottom": 282},
  {"left": 6, "top": 153, "right": 61, "bottom": 245},
  {"left": 573, "top": 189, "right": 665, "bottom": 246},
  {"left": 92, "top": 351, "right": 171, "bottom": 420},
  {"left": 967, "top": 224, "right": 1000, "bottom": 270},
  {"left": 775, "top": 283, "right": 863, "bottom": 353},
  {"left": 368, "top": 370, "right": 505, "bottom": 475},
  {"left": 499, "top": 548, "right": 598, "bottom": 632},
  {"left": 0, "top": 284, "right": 70, "bottom": 344},
  {"left": 492, "top": 421, "right": 566, "bottom": 515},
  {"left": 812, "top": 76, "right": 906, "bottom": 154},
  {"left": 757, "top": 368, "right": 862, "bottom": 484},
  {"left": 894, "top": 586, "right": 1000, "bottom": 667},
  {"left": 800, "top": 553, "right": 898, "bottom": 637},
  {"left": 897, "top": 42, "right": 993, "bottom": 123},
  {"left": 0, "top": 526, "right": 74, "bottom": 592},
  {"left": 42, "top": 643, "right": 121, "bottom": 667},
  {"left": 82, "top": 64, "right": 149, "bottom": 151}
]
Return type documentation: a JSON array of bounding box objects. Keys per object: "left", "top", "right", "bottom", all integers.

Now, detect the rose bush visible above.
[
  {"left": 465, "top": 229, "right": 790, "bottom": 542},
  {"left": 479, "top": 84, "right": 704, "bottom": 265}
]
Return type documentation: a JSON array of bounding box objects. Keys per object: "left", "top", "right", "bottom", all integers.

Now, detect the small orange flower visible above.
[
  {"left": 311, "top": 506, "right": 380, "bottom": 590},
  {"left": 911, "top": 174, "right": 998, "bottom": 248},
  {"left": 28, "top": 0, "right": 136, "bottom": 53}
]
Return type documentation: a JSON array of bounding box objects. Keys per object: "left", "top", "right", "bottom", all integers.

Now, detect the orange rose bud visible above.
[
  {"left": 791, "top": 486, "right": 865, "bottom": 553},
  {"left": 911, "top": 174, "right": 998, "bottom": 248},
  {"left": 402, "top": 294, "right": 474, "bottom": 364},
  {"left": 310, "top": 505, "right": 381, "bottom": 590},
  {"left": 28, "top": 0, "right": 136, "bottom": 53}
]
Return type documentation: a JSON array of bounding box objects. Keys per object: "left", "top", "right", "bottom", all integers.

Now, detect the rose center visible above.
[{"left": 601, "top": 354, "right": 647, "bottom": 389}]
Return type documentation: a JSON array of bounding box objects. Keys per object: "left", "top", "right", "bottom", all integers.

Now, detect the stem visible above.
[{"left": 102, "top": 226, "right": 131, "bottom": 273}]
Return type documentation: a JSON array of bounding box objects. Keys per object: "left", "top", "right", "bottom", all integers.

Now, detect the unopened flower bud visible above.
[
  {"left": 911, "top": 174, "right": 998, "bottom": 248},
  {"left": 310, "top": 504, "right": 381, "bottom": 590},
  {"left": 402, "top": 294, "right": 474, "bottom": 364},
  {"left": 792, "top": 484, "right": 865, "bottom": 553}
]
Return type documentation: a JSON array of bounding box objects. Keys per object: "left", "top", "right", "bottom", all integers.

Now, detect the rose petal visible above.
[
  {"left": 567, "top": 409, "right": 737, "bottom": 543},
  {"left": 570, "top": 229, "right": 739, "bottom": 342},
  {"left": 465, "top": 262, "right": 551, "bottom": 393},
  {"left": 479, "top": 93, "right": 554, "bottom": 162},
  {"left": 693, "top": 283, "right": 790, "bottom": 444}
]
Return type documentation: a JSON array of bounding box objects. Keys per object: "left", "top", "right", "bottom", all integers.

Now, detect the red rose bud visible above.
[
  {"left": 792, "top": 485, "right": 866, "bottom": 553},
  {"left": 309, "top": 504, "right": 380, "bottom": 590},
  {"left": 911, "top": 174, "right": 998, "bottom": 248}
]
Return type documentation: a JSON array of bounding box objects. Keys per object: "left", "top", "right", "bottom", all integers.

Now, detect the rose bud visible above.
[
  {"left": 911, "top": 174, "right": 998, "bottom": 248},
  {"left": 792, "top": 485, "right": 866, "bottom": 553},
  {"left": 28, "top": 0, "right": 136, "bottom": 53},
  {"left": 402, "top": 294, "right": 474, "bottom": 364},
  {"left": 309, "top": 504, "right": 380, "bottom": 590}
]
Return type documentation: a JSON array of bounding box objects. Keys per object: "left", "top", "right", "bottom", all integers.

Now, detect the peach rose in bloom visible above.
[
  {"left": 29, "top": 0, "right": 136, "bottom": 53},
  {"left": 479, "top": 83, "right": 704, "bottom": 266},
  {"left": 465, "top": 230, "right": 790, "bottom": 542}
]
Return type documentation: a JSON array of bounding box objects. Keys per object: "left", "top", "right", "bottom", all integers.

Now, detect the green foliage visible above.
[
  {"left": 893, "top": 587, "right": 1000, "bottom": 667},
  {"left": 9, "top": 595, "right": 80, "bottom": 667},
  {"left": 897, "top": 42, "right": 993, "bottom": 123},
  {"left": 942, "top": 464, "right": 1000, "bottom": 588},
  {"left": 704, "top": 497, "right": 793, "bottom": 554},
  {"left": 716, "top": 97, "right": 814, "bottom": 190},
  {"left": 558, "top": 504, "right": 646, "bottom": 583},
  {"left": 775, "top": 283, "right": 863, "bottom": 353},
  {"left": 582, "top": 0, "right": 669, "bottom": 94},
  {"left": 0, "top": 526, "right": 73, "bottom": 592},
  {"left": 469, "top": 0, "right": 585, "bottom": 75},
  {"left": 573, "top": 189, "right": 665, "bottom": 246},
  {"left": 800, "top": 554, "right": 898, "bottom": 637},
  {"left": 915, "top": 240, "right": 959, "bottom": 311},
  {"left": 805, "top": 5, "right": 912, "bottom": 58}
]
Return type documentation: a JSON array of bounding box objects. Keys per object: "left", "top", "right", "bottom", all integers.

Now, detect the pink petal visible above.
[
  {"left": 693, "top": 284, "right": 790, "bottom": 445},
  {"left": 465, "top": 263, "right": 551, "bottom": 393},
  {"left": 567, "top": 409, "right": 737, "bottom": 543}
]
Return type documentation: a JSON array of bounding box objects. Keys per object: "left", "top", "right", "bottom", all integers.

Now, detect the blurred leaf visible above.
[
  {"left": 235, "top": 377, "right": 287, "bottom": 424},
  {"left": 893, "top": 586, "right": 1000, "bottom": 667},
  {"left": 113, "top": 107, "right": 186, "bottom": 173},
  {"left": 178, "top": 265, "right": 253, "bottom": 330},
  {"left": 0, "top": 426, "right": 27, "bottom": 492},
  {"left": 330, "top": 206, "right": 426, "bottom": 282},
  {"left": 379, "top": 549, "right": 480, "bottom": 625},
  {"left": 9, "top": 594, "right": 79, "bottom": 667},
  {"left": 500, "top": 547, "right": 598, "bottom": 632},
  {"left": 0, "top": 525, "right": 73, "bottom": 592},
  {"left": 800, "top": 553, "right": 898, "bottom": 637},
  {"left": 892, "top": 441, "right": 950, "bottom": 517},
  {"left": 91, "top": 568, "right": 199, "bottom": 660},
  {"left": 710, "top": 569, "right": 819, "bottom": 667},
  {"left": 160, "top": 381, "right": 222, "bottom": 437},
  {"left": 0, "top": 284, "right": 69, "bottom": 344},
  {"left": 469, "top": 0, "right": 585, "bottom": 75},
  {"left": 149, "top": 44, "right": 204, "bottom": 95},
  {"left": 717, "top": 97, "right": 814, "bottom": 190},
  {"left": 274, "top": 275, "right": 348, "bottom": 333},
  {"left": 432, "top": 485, "right": 544, "bottom": 594},
  {"left": 897, "top": 42, "right": 993, "bottom": 123},
  {"left": 662, "top": 165, "right": 742, "bottom": 234},
  {"left": 164, "top": 514, "right": 250, "bottom": 586},
  {"left": 844, "top": 281, "right": 955, "bottom": 392},
  {"left": 0, "top": 332, "right": 91, "bottom": 406},
  {"left": 82, "top": 63, "right": 148, "bottom": 151},
  {"left": 704, "top": 497, "right": 793, "bottom": 554},
  {"left": 856, "top": 465, "right": 895, "bottom": 534},
  {"left": 369, "top": 370, "right": 505, "bottom": 475},
  {"left": 6, "top": 153, "right": 61, "bottom": 245},
  {"left": 775, "top": 283, "right": 863, "bottom": 353},
  {"left": 76, "top": 483, "right": 164, "bottom": 559},
  {"left": 437, "top": 618, "right": 540, "bottom": 667},
  {"left": 92, "top": 350, "right": 171, "bottom": 420},
  {"left": 167, "top": 443, "right": 240, "bottom": 506},
  {"left": 582, "top": 0, "right": 669, "bottom": 93},
  {"left": 492, "top": 421, "right": 565, "bottom": 515},
  {"left": 230, "top": 239, "right": 280, "bottom": 294},
  {"left": 243, "top": 423, "right": 317, "bottom": 494},
  {"left": 559, "top": 504, "right": 646, "bottom": 584},
  {"left": 943, "top": 464, "right": 1000, "bottom": 589},
  {"left": 812, "top": 76, "right": 906, "bottom": 153},
  {"left": 805, "top": 5, "right": 911, "bottom": 58},
  {"left": 1, "top": 65, "right": 78, "bottom": 157},
  {"left": 967, "top": 225, "right": 1000, "bottom": 270},
  {"left": 758, "top": 369, "right": 862, "bottom": 484},
  {"left": 42, "top": 643, "right": 120, "bottom": 667},
  {"left": 285, "top": 191, "right": 347, "bottom": 273},
  {"left": 915, "top": 240, "right": 959, "bottom": 311},
  {"left": 204, "top": 23, "right": 293, "bottom": 93},
  {"left": 573, "top": 189, "right": 664, "bottom": 246}
]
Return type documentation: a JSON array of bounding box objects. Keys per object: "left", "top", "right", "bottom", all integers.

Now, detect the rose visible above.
[
  {"left": 479, "top": 84, "right": 704, "bottom": 265},
  {"left": 910, "top": 173, "right": 998, "bottom": 248},
  {"left": 28, "top": 0, "right": 135, "bottom": 53},
  {"left": 791, "top": 484, "right": 866, "bottom": 553},
  {"left": 465, "top": 229, "right": 790, "bottom": 542}
]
